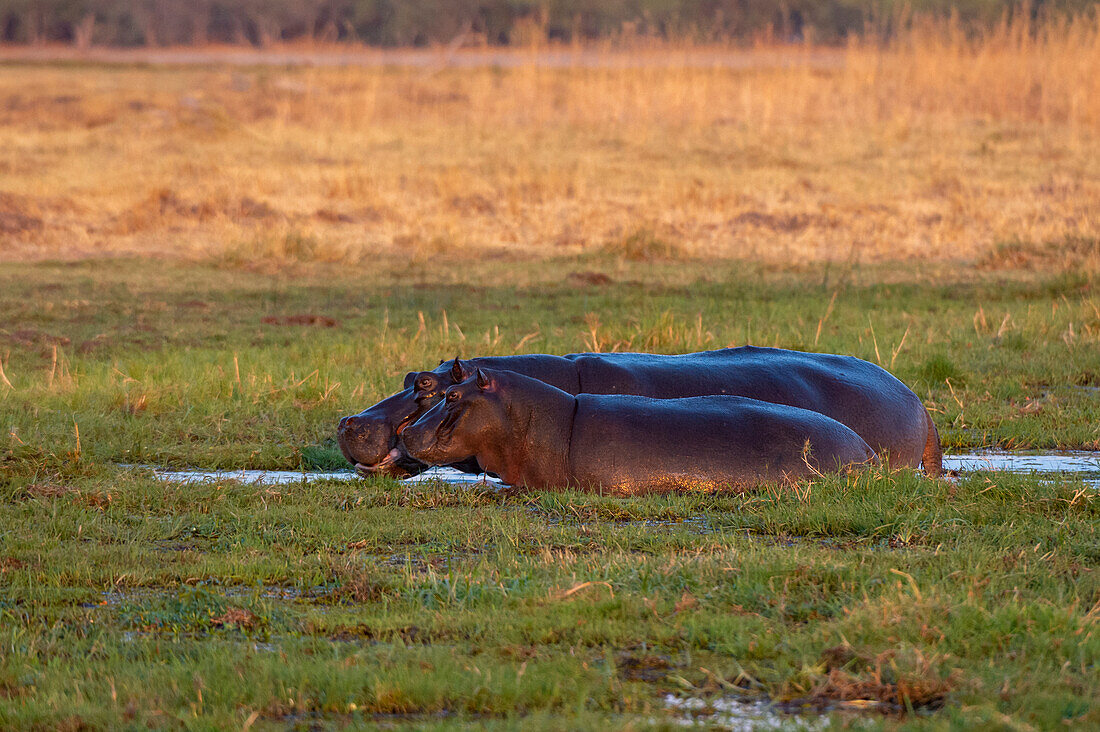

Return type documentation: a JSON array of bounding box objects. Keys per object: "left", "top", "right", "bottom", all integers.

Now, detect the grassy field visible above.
[
  {"left": 2, "top": 258, "right": 1099, "bottom": 729},
  {"left": 2, "top": 19, "right": 1100, "bottom": 731}
]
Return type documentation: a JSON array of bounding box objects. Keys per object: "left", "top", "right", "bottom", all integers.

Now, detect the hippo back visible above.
[{"left": 567, "top": 346, "right": 926, "bottom": 467}]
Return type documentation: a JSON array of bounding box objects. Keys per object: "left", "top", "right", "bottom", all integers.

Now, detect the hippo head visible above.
[
  {"left": 400, "top": 368, "right": 503, "bottom": 467},
  {"left": 336, "top": 358, "right": 475, "bottom": 476}
]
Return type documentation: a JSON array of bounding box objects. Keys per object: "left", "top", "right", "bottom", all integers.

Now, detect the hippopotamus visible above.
[
  {"left": 337, "top": 346, "right": 941, "bottom": 478},
  {"left": 400, "top": 368, "right": 877, "bottom": 494}
]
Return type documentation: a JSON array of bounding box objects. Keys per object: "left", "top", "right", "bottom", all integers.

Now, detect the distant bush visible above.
[{"left": 2, "top": 0, "right": 1095, "bottom": 47}]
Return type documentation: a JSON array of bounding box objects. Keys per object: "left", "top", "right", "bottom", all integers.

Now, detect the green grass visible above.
[{"left": 2, "top": 255, "right": 1100, "bottom": 729}]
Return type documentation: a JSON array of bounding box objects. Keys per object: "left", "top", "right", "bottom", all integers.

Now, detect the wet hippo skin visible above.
[
  {"left": 400, "top": 369, "right": 878, "bottom": 495},
  {"left": 337, "top": 346, "right": 940, "bottom": 478}
]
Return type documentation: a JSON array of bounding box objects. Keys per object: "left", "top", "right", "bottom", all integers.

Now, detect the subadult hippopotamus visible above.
[
  {"left": 400, "top": 368, "right": 877, "bottom": 494},
  {"left": 337, "top": 346, "right": 941, "bottom": 478}
]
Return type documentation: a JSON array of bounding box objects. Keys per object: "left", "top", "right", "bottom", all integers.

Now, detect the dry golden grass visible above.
[{"left": 1, "top": 14, "right": 1098, "bottom": 265}]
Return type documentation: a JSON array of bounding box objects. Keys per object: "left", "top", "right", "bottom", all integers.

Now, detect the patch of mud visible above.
[
  {"left": 618, "top": 652, "right": 672, "bottom": 682},
  {"left": 260, "top": 314, "right": 338, "bottom": 327}
]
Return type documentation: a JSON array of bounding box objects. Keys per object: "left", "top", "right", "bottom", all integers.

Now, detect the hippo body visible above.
[
  {"left": 337, "top": 346, "right": 940, "bottom": 477},
  {"left": 571, "top": 347, "right": 937, "bottom": 471},
  {"left": 401, "top": 369, "right": 877, "bottom": 495}
]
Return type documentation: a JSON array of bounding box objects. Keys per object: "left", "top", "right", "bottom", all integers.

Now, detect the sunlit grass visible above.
[{"left": 2, "top": 14, "right": 1098, "bottom": 267}]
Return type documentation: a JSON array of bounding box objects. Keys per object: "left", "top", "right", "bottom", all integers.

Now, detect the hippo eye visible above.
[
  {"left": 417, "top": 377, "right": 433, "bottom": 391},
  {"left": 446, "top": 390, "right": 460, "bottom": 402}
]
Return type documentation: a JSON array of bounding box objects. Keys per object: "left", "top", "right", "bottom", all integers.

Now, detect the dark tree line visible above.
[{"left": 0, "top": 1, "right": 1091, "bottom": 47}]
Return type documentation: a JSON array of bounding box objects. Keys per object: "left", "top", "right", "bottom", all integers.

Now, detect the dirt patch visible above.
[
  {"left": 313, "top": 208, "right": 356, "bottom": 224},
  {"left": 0, "top": 192, "right": 44, "bottom": 235},
  {"left": 322, "top": 565, "right": 391, "bottom": 604},
  {"left": 236, "top": 197, "right": 279, "bottom": 220},
  {"left": 313, "top": 206, "right": 386, "bottom": 224},
  {"left": 22, "top": 483, "right": 74, "bottom": 499},
  {"left": 325, "top": 623, "right": 428, "bottom": 644},
  {"left": 800, "top": 668, "right": 950, "bottom": 712},
  {"left": 77, "top": 335, "right": 113, "bottom": 354},
  {"left": 0, "top": 679, "right": 30, "bottom": 700},
  {"left": 788, "top": 647, "right": 952, "bottom": 713},
  {"left": 178, "top": 299, "right": 211, "bottom": 310},
  {"left": 568, "top": 271, "right": 614, "bottom": 286},
  {"left": 5, "top": 329, "right": 70, "bottom": 348},
  {"left": 260, "top": 314, "right": 338, "bottom": 327},
  {"left": 979, "top": 236, "right": 1099, "bottom": 272},
  {"left": 210, "top": 608, "right": 257, "bottom": 630},
  {"left": 21, "top": 483, "right": 112, "bottom": 509},
  {"left": 731, "top": 211, "right": 828, "bottom": 233},
  {"left": 447, "top": 194, "right": 496, "bottom": 215},
  {"left": 113, "top": 189, "right": 285, "bottom": 233},
  {"left": 0, "top": 557, "right": 25, "bottom": 573},
  {"left": 114, "top": 189, "right": 216, "bottom": 232},
  {"left": 617, "top": 652, "right": 672, "bottom": 682}
]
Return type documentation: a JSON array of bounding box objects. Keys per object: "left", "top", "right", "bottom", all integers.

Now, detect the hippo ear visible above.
[
  {"left": 450, "top": 357, "right": 465, "bottom": 381},
  {"left": 475, "top": 368, "right": 492, "bottom": 391}
]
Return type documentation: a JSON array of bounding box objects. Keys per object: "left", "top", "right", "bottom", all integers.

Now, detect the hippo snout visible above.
[
  {"left": 336, "top": 414, "right": 369, "bottom": 449},
  {"left": 336, "top": 413, "right": 394, "bottom": 467}
]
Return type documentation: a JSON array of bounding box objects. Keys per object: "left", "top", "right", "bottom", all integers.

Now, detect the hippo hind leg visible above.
[{"left": 921, "top": 409, "right": 943, "bottom": 477}]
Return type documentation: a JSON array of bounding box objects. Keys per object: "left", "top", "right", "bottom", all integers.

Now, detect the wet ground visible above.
[
  {"left": 139, "top": 450, "right": 1100, "bottom": 488},
  {"left": 664, "top": 695, "right": 830, "bottom": 730}
]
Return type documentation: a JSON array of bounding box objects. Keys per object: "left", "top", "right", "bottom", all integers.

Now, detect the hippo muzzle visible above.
[{"left": 336, "top": 408, "right": 420, "bottom": 477}]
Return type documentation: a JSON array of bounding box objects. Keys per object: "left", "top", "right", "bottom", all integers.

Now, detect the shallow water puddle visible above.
[
  {"left": 943, "top": 450, "right": 1100, "bottom": 487},
  {"left": 664, "top": 695, "right": 829, "bottom": 730},
  {"left": 138, "top": 451, "right": 1100, "bottom": 487},
  {"left": 942, "top": 450, "right": 1100, "bottom": 474},
  {"left": 141, "top": 465, "right": 501, "bottom": 486}
]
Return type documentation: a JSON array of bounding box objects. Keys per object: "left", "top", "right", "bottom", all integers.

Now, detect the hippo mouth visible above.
[
  {"left": 353, "top": 416, "right": 416, "bottom": 476},
  {"left": 355, "top": 447, "right": 403, "bottom": 475}
]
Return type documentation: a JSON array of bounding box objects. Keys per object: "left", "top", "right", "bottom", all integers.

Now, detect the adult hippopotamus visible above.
[
  {"left": 400, "top": 368, "right": 877, "bottom": 494},
  {"left": 337, "top": 346, "right": 941, "bottom": 478}
]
